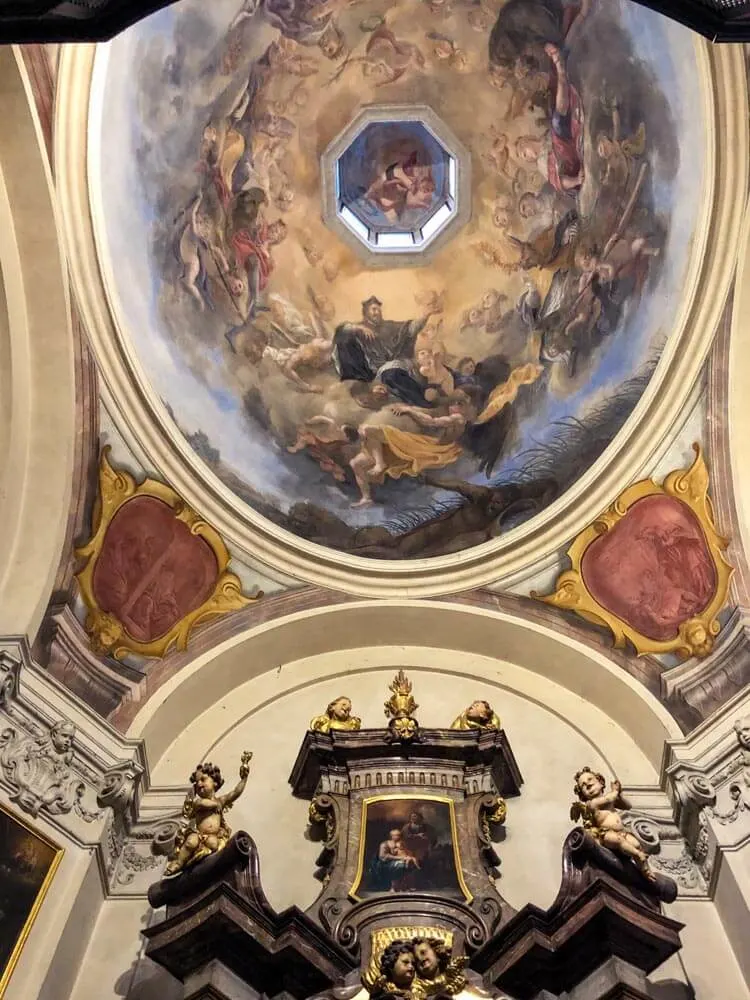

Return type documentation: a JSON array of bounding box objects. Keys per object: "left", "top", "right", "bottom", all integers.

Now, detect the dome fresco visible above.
[{"left": 91, "top": 0, "right": 705, "bottom": 560}]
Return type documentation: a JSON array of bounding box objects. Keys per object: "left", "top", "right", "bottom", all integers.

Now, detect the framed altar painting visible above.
[
  {"left": 0, "top": 802, "right": 63, "bottom": 997},
  {"left": 350, "top": 794, "right": 471, "bottom": 902}
]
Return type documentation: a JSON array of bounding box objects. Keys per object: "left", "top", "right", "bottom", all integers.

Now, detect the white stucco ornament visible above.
[{"left": 0, "top": 719, "right": 101, "bottom": 821}]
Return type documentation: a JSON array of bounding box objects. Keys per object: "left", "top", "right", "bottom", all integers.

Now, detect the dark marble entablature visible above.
[
  {"left": 470, "top": 828, "right": 681, "bottom": 1000},
  {"left": 288, "top": 728, "right": 523, "bottom": 800}
]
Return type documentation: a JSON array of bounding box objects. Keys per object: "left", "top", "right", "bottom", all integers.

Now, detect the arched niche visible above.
[
  {"left": 0, "top": 48, "right": 75, "bottom": 640},
  {"left": 130, "top": 602, "right": 679, "bottom": 914},
  {"left": 130, "top": 601, "right": 680, "bottom": 767}
]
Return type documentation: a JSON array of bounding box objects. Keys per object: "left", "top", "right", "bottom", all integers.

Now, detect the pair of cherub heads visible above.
[
  {"left": 309, "top": 696, "right": 501, "bottom": 734},
  {"left": 370, "top": 936, "right": 465, "bottom": 1000}
]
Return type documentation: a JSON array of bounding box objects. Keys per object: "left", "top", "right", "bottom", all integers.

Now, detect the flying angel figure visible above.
[
  {"left": 348, "top": 358, "right": 545, "bottom": 505},
  {"left": 262, "top": 294, "right": 335, "bottom": 393}
]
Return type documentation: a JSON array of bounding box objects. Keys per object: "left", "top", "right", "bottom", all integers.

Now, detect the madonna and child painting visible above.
[
  {"left": 95, "top": 0, "right": 704, "bottom": 560},
  {"left": 352, "top": 797, "right": 468, "bottom": 900}
]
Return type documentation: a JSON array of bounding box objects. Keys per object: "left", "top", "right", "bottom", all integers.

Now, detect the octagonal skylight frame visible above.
[{"left": 321, "top": 104, "right": 471, "bottom": 269}]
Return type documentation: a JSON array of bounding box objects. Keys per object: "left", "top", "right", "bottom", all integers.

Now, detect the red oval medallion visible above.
[
  {"left": 581, "top": 495, "right": 716, "bottom": 642},
  {"left": 92, "top": 496, "right": 219, "bottom": 643}
]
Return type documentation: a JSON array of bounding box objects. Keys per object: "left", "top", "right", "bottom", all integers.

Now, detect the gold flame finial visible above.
[{"left": 384, "top": 670, "right": 419, "bottom": 743}]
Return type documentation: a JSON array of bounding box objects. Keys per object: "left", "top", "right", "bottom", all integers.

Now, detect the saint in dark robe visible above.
[
  {"left": 332, "top": 296, "right": 434, "bottom": 405},
  {"left": 400, "top": 811, "right": 436, "bottom": 866}
]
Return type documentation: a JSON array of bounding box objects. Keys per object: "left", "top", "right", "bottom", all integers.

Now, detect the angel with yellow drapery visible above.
[{"left": 348, "top": 361, "right": 544, "bottom": 507}]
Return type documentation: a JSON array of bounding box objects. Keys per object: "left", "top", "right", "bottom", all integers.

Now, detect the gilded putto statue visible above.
[
  {"left": 570, "top": 767, "right": 655, "bottom": 881},
  {"left": 164, "top": 751, "right": 252, "bottom": 876}
]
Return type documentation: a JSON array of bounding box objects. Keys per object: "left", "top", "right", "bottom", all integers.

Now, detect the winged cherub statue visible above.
[
  {"left": 164, "top": 751, "right": 252, "bottom": 877},
  {"left": 570, "top": 767, "right": 655, "bottom": 881}
]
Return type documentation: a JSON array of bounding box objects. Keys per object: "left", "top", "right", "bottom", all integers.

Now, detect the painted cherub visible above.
[
  {"left": 164, "top": 752, "right": 252, "bottom": 877},
  {"left": 570, "top": 767, "right": 655, "bottom": 881}
]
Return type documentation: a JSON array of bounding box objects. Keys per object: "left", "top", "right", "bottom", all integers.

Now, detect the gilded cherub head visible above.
[
  {"left": 88, "top": 611, "right": 124, "bottom": 655},
  {"left": 328, "top": 696, "right": 353, "bottom": 723},
  {"left": 412, "top": 937, "right": 451, "bottom": 980},
  {"left": 310, "top": 695, "right": 361, "bottom": 733},
  {"left": 574, "top": 767, "right": 606, "bottom": 802},
  {"left": 191, "top": 762, "right": 224, "bottom": 797},
  {"left": 380, "top": 941, "right": 416, "bottom": 990},
  {"left": 682, "top": 619, "right": 713, "bottom": 658},
  {"left": 451, "top": 699, "right": 500, "bottom": 731},
  {"left": 467, "top": 700, "right": 493, "bottom": 724}
]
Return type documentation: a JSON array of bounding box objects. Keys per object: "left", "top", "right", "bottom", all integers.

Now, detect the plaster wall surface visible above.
[
  {"left": 0, "top": 46, "right": 74, "bottom": 641},
  {"left": 70, "top": 898, "right": 181, "bottom": 1000},
  {"left": 713, "top": 848, "right": 750, "bottom": 986},
  {"left": 667, "top": 898, "right": 750, "bottom": 998}
]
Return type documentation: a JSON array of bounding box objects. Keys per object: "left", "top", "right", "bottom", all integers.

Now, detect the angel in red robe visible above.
[
  {"left": 515, "top": 43, "right": 584, "bottom": 195},
  {"left": 231, "top": 216, "right": 288, "bottom": 318}
]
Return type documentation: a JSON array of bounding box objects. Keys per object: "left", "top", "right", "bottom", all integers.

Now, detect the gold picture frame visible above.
[
  {"left": 350, "top": 794, "right": 472, "bottom": 902},
  {"left": 535, "top": 444, "right": 733, "bottom": 659},
  {"left": 75, "top": 448, "right": 260, "bottom": 659},
  {"left": 0, "top": 801, "right": 64, "bottom": 998}
]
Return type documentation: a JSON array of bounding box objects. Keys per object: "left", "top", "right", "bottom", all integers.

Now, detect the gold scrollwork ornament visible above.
[
  {"left": 534, "top": 444, "right": 733, "bottom": 659},
  {"left": 384, "top": 670, "right": 420, "bottom": 743}
]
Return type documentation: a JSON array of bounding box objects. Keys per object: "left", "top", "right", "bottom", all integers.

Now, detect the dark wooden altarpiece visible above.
[{"left": 144, "top": 715, "right": 684, "bottom": 1000}]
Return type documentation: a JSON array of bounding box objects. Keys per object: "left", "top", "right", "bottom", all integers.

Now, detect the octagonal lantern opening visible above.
[{"left": 322, "top": 106, "right": 470, "bottom": 266}]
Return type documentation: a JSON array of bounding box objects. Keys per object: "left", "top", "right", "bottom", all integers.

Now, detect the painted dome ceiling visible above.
[{"left": 89, "top": 0, "right": 707, "bottom": 563}]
